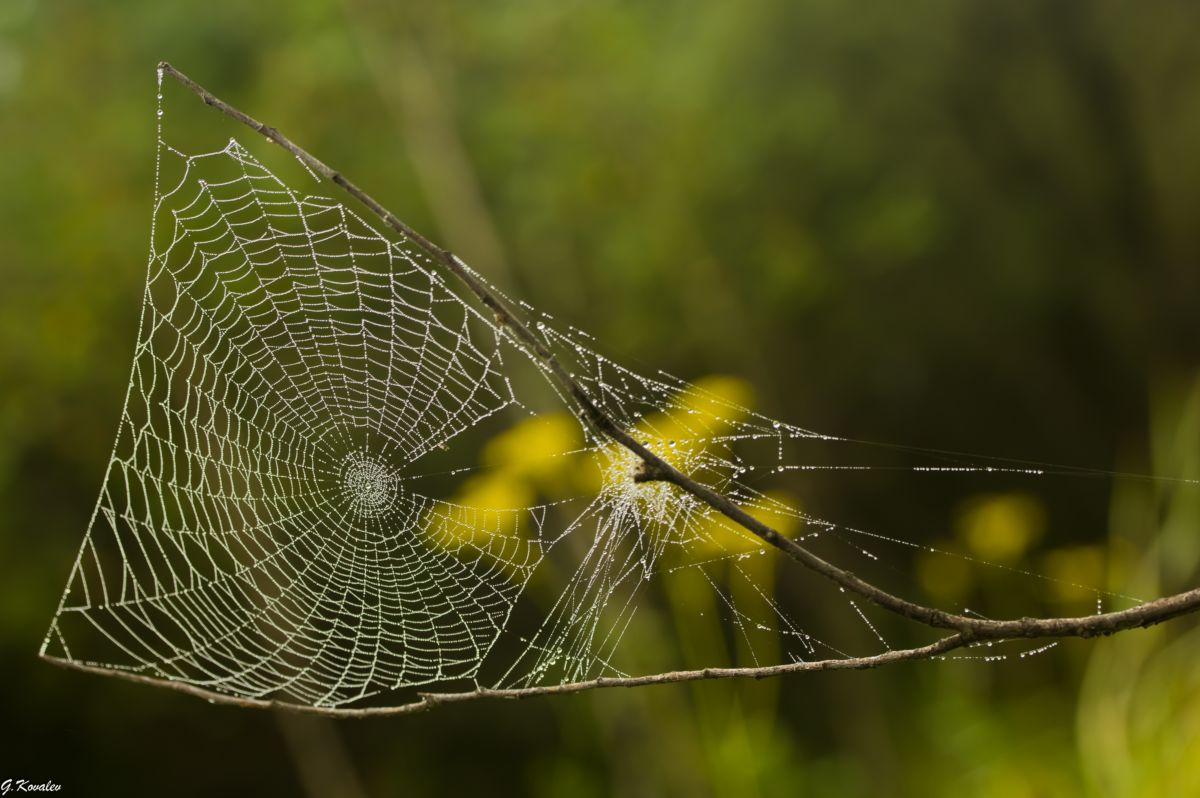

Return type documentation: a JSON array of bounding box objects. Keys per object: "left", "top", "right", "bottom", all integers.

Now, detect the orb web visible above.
[{"left": 39, "top": 74, "right": 1149, "bottom": 709}]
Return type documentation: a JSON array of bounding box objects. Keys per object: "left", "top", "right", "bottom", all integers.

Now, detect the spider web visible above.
[{"left": 41, "top": 75, "right": 1138, "bottom": 709}]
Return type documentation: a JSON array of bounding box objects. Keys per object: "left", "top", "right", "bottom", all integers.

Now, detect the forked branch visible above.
[{"left": 47, "top": 63, "right": 1196, "bottom": 717}]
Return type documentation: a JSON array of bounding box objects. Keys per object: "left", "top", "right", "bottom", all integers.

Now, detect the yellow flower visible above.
[{"left": 956, "top": 492, "right": 1046, "bottom": 563}]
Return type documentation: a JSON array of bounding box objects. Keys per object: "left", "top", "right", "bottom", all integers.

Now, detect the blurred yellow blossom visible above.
[
  {"left": 956, "top": 492, "right": 1046, "bottom": 563},
  {"left": 482, "top": 413, "right": 582, "bottom": 488}
]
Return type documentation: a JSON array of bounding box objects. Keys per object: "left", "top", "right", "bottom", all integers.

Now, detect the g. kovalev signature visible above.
[{"left": 0, "top": 780, "right": 62, "bottom": 795}]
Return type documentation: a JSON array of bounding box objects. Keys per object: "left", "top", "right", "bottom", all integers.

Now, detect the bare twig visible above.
[
  {"left": 39, "top": 635, "right": 958, "bottom": 718},
  {"left": 38, "top": 580, "right": 1200, "bottom": 718},
  {"left": 52, "top": 62, "right": 1196, "bottom": 716}
]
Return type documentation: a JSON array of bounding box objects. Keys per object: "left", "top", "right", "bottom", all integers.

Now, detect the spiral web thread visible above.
[{"left": 42, "top": 77, "right": 1126, "bottom": 709}]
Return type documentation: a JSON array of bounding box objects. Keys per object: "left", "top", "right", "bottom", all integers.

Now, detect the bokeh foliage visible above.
[{"left": 1, "top": 0, "right": 1198, "bottom": 795}]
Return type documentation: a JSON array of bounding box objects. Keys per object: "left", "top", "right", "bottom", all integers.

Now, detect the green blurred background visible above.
[{"left": 2, "top": 0, "right": 1199, "bottom": 795}]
